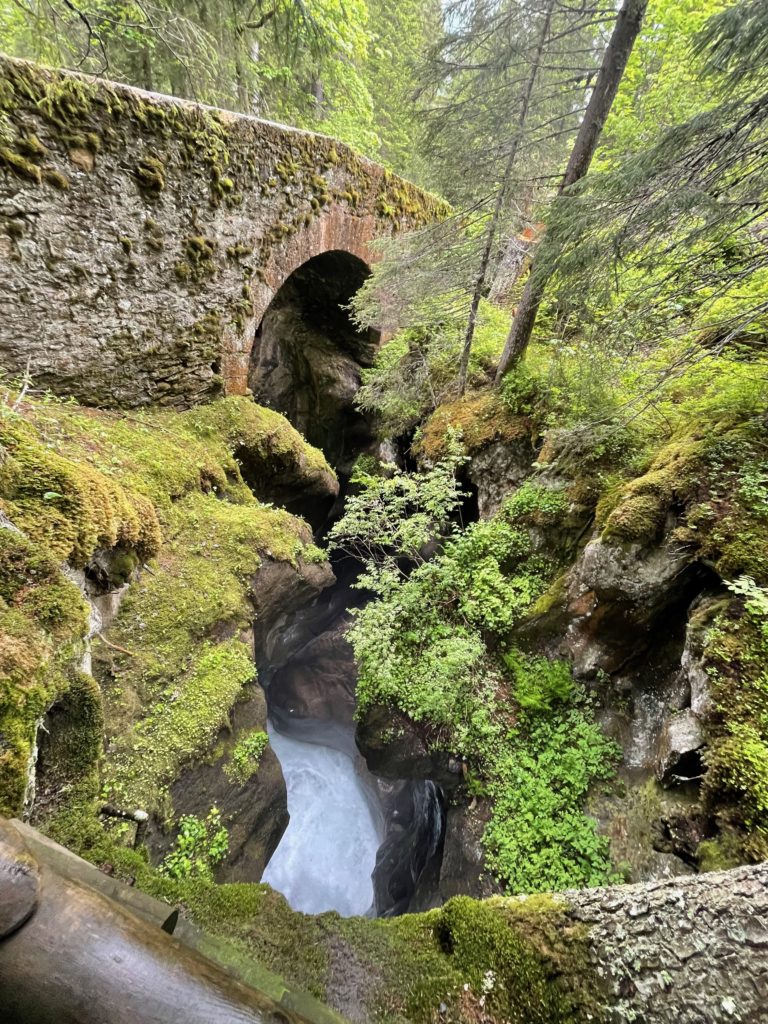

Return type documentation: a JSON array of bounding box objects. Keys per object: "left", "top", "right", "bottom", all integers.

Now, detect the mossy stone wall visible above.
[{"left": 0, "top": 56, "right": 446, "bottom": 408}]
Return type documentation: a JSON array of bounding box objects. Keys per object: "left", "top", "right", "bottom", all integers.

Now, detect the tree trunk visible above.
[
  {"left": 457, "top": 0, "right": 556, "bottom": 397},
  {"left": 557, "top": 861, "right": 768, "bottom": 1022},
  {"left": 495, "top": 0, "right": 649, "bottom": 381}
]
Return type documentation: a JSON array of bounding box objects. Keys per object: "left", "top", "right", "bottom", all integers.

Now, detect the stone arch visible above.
[{"left": 241, "top": 217, "right": 381, "bottom": 472}]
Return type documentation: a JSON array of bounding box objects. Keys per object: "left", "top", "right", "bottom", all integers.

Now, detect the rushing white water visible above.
[{"left": 262, "top": 723, "right": 383, "bottom": 917}]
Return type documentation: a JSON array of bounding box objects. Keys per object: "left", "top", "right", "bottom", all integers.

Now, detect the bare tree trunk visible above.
[
  {"left": 495, "top": 0, "right": 649, "bottom": 382},
  {"left": 457, "top": 0, "right": 556, "bottom": 397}
]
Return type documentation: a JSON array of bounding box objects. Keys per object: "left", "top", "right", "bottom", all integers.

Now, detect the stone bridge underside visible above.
[{"left": 0, "top": 57, "right": 445, "bottom": 408}]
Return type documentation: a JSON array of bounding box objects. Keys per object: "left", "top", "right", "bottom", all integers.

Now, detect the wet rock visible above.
[
  {"left": 439, "top": 799, "right": 500, "bottom": 901},
  {"left": 653, "top": 811, "right": 715, "bottom": 866},
  {"left": 169, "top": 684, "right": 288, "bottom": 883},
  {"left": 656, "top": 709, "right": 705, "bottom": 785},
  {"left": 269, "top": 618, "right": 357, "bottom": 733},
  {"left": 467, "top": 440, "right": 534, "bottom": 518},
  {"left": 251, "top": 557, "right": 336, "bottom": 669},
  {"left": 565, "top": 533, "right": 708, "bottom": 678},
  {"left": 356, "top": 704, "right": 458, "bottom": 786},
  {"left": 680, "top": 594, "right": 728, "bottom": 718}
]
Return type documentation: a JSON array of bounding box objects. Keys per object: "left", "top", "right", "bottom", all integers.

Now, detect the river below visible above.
[{"left": 261, "top": 721, "right": 383, "bottom": 916}]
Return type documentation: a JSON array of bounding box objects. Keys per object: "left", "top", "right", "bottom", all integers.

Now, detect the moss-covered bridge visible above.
[{"left": 0, "top": 56, "right": 445, "bottom": 408}]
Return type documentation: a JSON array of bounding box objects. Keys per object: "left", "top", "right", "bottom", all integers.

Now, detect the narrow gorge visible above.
[{"left": 0, "top": 45, "right": 767, "bottom": 1024}]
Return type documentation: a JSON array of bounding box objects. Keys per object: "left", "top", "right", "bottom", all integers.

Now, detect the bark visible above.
[
  {"left": 559, "top": 861, "right": 768, "bottom": 1023},
  {"left": 457, "top": 0, "right": 555, "bottom": 397},
  {"left": 495, "top": 0, "right": 649, "bottom": 380}
]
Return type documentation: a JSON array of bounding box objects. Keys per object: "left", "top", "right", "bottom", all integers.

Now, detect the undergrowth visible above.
[{"left": 334, "top": 459, "right": 619, "bottom": 894}]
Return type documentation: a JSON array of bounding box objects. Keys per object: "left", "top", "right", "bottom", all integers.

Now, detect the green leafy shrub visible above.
[
  {"left": 162, "top": 806, "right": 229, "bottom": 880},
  {"left": 337, "top": 457, "right": 617, "bottom": 894}
]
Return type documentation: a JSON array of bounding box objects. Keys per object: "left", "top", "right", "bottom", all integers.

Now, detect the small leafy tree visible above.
[{"left": 327, "top": 433, "right": 467, "bottom": 593}]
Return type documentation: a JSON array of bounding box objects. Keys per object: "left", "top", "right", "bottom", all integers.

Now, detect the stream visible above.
[
  {"left": 261, "top": 722, "right": 383, "bottom": 916},
  {"left": 258, "top": 567, "right": 445, "bottom": 918}
]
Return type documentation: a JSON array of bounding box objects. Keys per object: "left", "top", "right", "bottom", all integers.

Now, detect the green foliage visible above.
[
  {"left": 328, "top": 436, "right": 467, "bottom": 592},
  {"left": 342, "top": 458, "right": 616, "bottom": 894},
  {"left": 0, "top": 0, "right": 439, "bottom": 172},
  {"left": 703, "top": 584, "right": 768, "bottom": 858},
  {"left": 483, "top": 704, "right": 619, "bottom": 893},
  {"left": 356, "top": 302, "right": 511, "bottom": 438},
  {"left": 162, "top": 806, "right": 229, "bottom": 880},
  {"left": 224, "top": 730, "right": 269, "bottom": 786}
]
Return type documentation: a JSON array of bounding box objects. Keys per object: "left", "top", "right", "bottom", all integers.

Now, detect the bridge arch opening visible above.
[{"left": 248, "top": 250, "right": 379, "bottom": 475}]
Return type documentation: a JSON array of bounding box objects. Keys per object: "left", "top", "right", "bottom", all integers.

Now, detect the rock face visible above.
[
  {"left": 655, "top": 709, "right": 705, "bottom": 785},
  {"left": 169, "top": 685, "right": 288, "bottom": 883},
  {"left": 0, "top": 56, "right": 444, "bottom": 409},
  {"left": 468, "top": 440, "right": 534, "bottom": 518},
  {"left": 249, "top": 251, "right": 378, "bottom": 474},
  {"left": 158, "top": 555, "right": 336, "bottom": 879}
]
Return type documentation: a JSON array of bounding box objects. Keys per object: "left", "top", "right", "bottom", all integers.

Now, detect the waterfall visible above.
[{"left": 261, "top": 722, "right": 383, "bottom": 916}]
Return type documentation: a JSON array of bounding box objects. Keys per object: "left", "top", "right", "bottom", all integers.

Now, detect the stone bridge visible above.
[{"left": 0, "top": 56, "right": 445, "bottom": 413}]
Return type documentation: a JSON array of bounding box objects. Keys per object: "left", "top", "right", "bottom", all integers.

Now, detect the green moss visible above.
[
  {"left": 418, "top": 393, "right": 532, "bottom": 461},
  {"left": 0, "top": 413, "right": 161, "bottom": 566},
  {"left": 42, "top": 167, "right": 69, "bottom": 189},
  {"left": 223, "top": 729, "right": 269, "bottom": 785},
  {"left": 0, "top": 144, "right": 42, "bottom": 182},
  {"left": 179, "top": 234, "right": 218, "bottom": 280},
  {"left": 0, "top": 530, "right": 90, "bottom": 815},
  {"left": 15, "top": 133, "right": 46, "bottom": 159},
  {"left": 135, "top": 155, "right": 166, "bottom": 193},
  {"left": 599, "top": 437, "right": 702, "bottom": 544},
  {"left": 226, "top": 242, "right": 253, "bottom": 259},
  {"left": 0, "top": 391, "right": 332, "bottom": 822},
  {"left": 104, "top": 635, "right": 256, "bottom": 810}
]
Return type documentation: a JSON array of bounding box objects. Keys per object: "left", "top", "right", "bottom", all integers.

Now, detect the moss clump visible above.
[
  {"left": 597, "top": 424, "right": 767, "bottom": 577},
  {"left": 223, "top": 729, "right": 268, "bottom": 785},
  {"left": 699, "top": 598, "right": 768, "bottom": 862},
  {"left": 183, "top": 397, "right": 336, "bottom": 493},
  {"left": 0, "top": 529, "right": 90, "bottom": 815},
  {"left": 0, "top": 144, "right": 42, "bottom": 182},
  {"left": 598, "top": 437, "right": 703, "bottom": 544},
  {"left": 418, "top": 392, "right": 532, "bottom": 461},
  {"left": 42, "top": 167, "right": 69, "bottom": 189},
  {"left": 178, "top": 234, "right": 218, "bottom": 281},
  {"left": 0, "top": 413, "right": 161, "bottom": 566},
  {"left": 135, "top": 155, "right": 166, "bottom": 193},
  {"left": 226, "top": 242, "right": 253, "bottom": 259}
]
